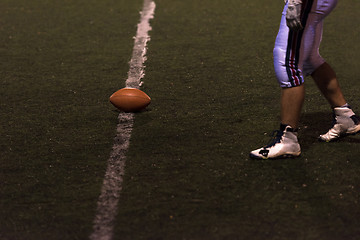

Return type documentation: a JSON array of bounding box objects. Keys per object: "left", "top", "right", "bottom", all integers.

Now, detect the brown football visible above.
[{"left": 109, "top": 88, "right": 151, "bottom": 112}]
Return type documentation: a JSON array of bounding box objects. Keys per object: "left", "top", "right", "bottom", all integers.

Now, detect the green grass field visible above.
[{"left": 1, "top": 0, "right": 360, "bottom": 239}]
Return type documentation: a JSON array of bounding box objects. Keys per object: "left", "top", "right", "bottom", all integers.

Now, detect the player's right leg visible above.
[
  {"left": 250, "top": 124, "right": 301, "bottom": 160},
  {"left": 250, "top": 2, "right": 305, "bottom": 160}
]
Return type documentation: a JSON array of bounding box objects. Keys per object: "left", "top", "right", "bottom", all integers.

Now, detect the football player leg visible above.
[
  {"left": 313, "top": 63, "right": 360, "bottom": 142},
  {"left": 305, "top": 1, "right": 360, "bottom": 141},
  {"left": 249, "top": 85, "right": 304, "bottom": 160},
  {"left": 250, "top": 1, "right": 305, "bottom": 160}
]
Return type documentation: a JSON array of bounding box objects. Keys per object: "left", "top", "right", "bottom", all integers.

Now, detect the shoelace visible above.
[{"left": 264, "top": 130, "right": 284, "bottom": 149}]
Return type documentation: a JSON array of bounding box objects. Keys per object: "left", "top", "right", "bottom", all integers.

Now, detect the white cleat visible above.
[
  {"left": 250, "top": 125, "right": 301, "bottom": 160},
  {"left": 319, "top": 107, "right": 360, "bottom": 142}
]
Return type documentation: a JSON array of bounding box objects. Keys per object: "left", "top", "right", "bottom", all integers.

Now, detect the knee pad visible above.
[{"left": 273, "top": 45, "right": 304, "bottom": 88}]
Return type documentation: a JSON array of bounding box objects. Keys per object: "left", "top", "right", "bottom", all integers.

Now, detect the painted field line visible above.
[{"left": 89, "top": 1, "right": 155, "bottom": 240}]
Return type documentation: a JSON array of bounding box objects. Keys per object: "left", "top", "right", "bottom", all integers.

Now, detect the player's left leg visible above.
[
  {"left": 306, "top": 0, "right": 360, "bottom": 141},
  {"left": 311, "top": 62, "right": 346, "bottom": 107},
  {"left": 318, "top": 106, "right": 360, "bottom": 142},
  {"left": 312, "top": 63, "right": 360, "bottom": 141}
]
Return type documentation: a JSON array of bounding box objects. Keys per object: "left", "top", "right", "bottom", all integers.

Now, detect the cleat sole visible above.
[{"left": 249, "top": 152, "right": 301, "bottom": 160}]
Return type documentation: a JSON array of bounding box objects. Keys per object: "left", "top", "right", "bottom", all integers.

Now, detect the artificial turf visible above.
[{"left": 1, "top": 0, "right": 360, "bottom": 239}]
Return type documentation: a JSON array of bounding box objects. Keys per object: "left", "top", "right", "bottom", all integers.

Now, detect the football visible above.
[{"left": 109, "top": 88, "right": 151, "bottom": 112}]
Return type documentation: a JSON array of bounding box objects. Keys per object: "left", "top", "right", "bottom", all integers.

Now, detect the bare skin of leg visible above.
[
  {"left": 281, "top": 84, "right": 305, "bottom": 129},
  {"left": 311, "top": 62, "right": 346, "bottom": 108},
  {"left": 280, "top": 62, "right": 347, "bottom": 129}
]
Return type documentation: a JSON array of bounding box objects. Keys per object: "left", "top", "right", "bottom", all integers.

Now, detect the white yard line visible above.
[{"left": 90, "top": 1, "right": 155, "bottom": 240}]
